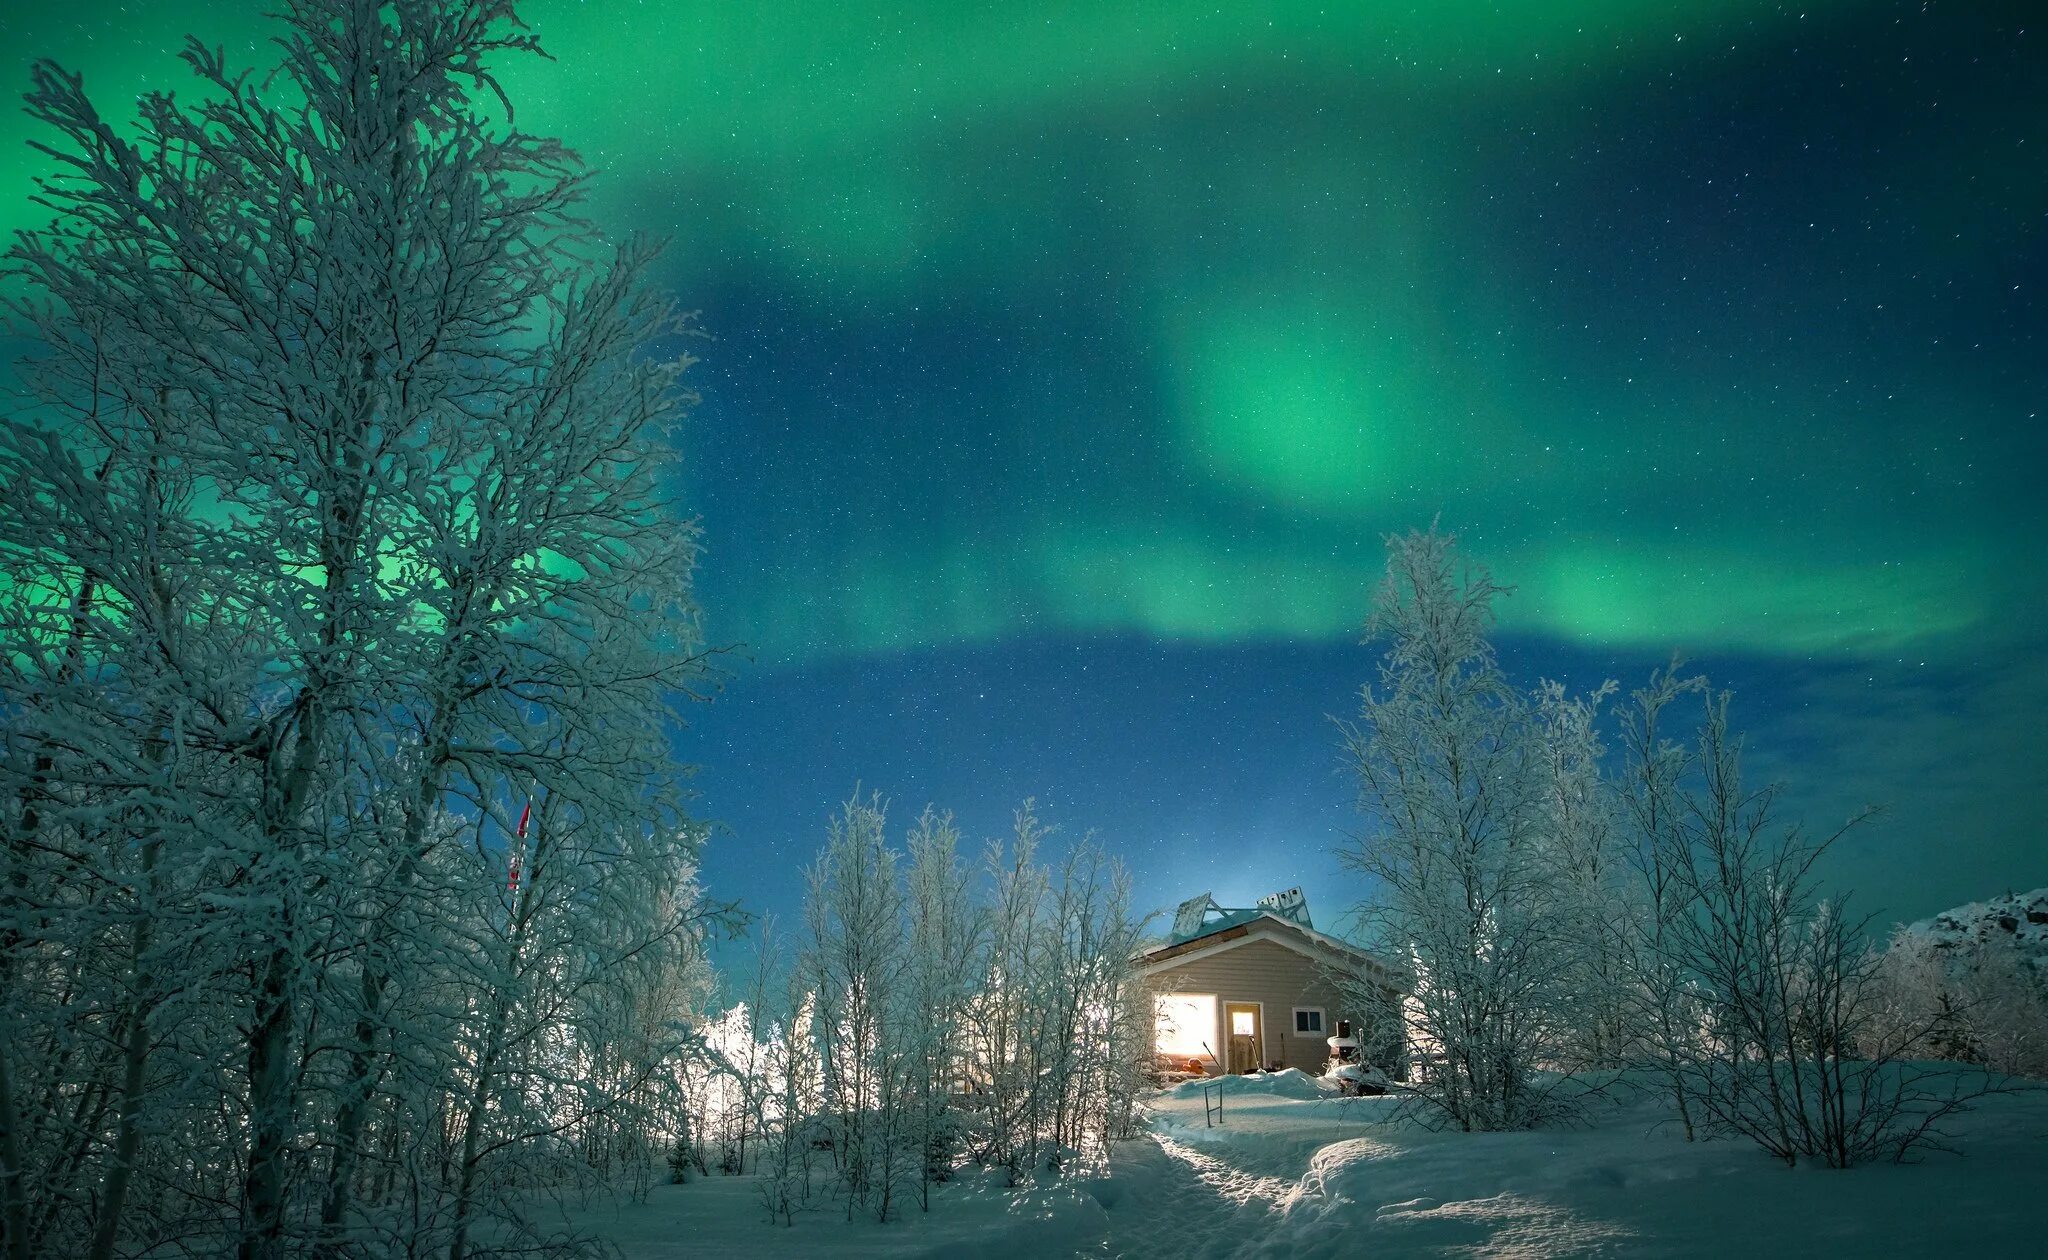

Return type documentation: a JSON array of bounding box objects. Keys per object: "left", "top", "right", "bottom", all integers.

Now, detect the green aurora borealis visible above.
[
  {"left": 3, "top": 0, "right": 2044, "bottom": 926},
  {"left": 6, "top": 0, "right": 2040, "bottom": 661}
]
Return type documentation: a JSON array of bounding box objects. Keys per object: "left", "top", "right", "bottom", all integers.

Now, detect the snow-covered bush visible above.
[
  {"left": 1614, "top": 676, "right": 2017, "bottom": 1167},
  {"left": 1869, "top": 893, "right": 2048, "bottom": 1078}
]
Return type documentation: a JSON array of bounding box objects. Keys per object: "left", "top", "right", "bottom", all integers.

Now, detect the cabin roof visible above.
[{"left": 1133, "top": 911, "right": 1395, "bottom": 981}]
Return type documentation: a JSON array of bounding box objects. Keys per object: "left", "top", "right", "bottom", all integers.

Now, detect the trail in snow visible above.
[
  {"left": 1148, "top": 1133, "right": 1298, "bottom": 1208},
  {"left": 1094, "top": 1131, "right": 1280, "bottom": 1259},
  {"left": 1094, "top": 1079, "right": 1371, "bottom": 1260}
]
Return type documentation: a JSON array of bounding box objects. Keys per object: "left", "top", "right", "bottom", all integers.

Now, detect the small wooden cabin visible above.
[{"left": 1136, "top": 890, "right": 1397, "bottom": 1077}]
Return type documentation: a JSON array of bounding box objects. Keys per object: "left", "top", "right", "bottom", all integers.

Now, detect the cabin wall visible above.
[{"left": 1143, "top": 937, "right": 1360, "bottom": 1075}]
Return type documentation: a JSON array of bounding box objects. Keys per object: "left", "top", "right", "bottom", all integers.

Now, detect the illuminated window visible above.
[
  {"left": 1155, "top": 993, "right": 1217, "bottom": 1060},
  {"left": 1231, "top": 1009, "right": 1256, "bottom": 1036}
]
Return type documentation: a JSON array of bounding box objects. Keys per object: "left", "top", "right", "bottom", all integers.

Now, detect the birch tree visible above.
[
  {"left": 1614, "top": 665, "right": 1712, "bottom": 1140},
  {"left": 1339, "top": 528, "right": 1576, "bottom": 1130},
  {"left": 964, "top": 803, "right": 1146, "bottom": 1178},
  {"left": 801, "top": 793, "right": 906, "bottom": 1219},
  {"left": 1629, "top": 686, "right": 2010, "bottom": 1167},
  {"left": 1, "top": 2, "right": 716, "bottom": 1254},
  {"left": 772, "top": 793, "right": 1146, "bottom": 1222},
  {"left": 1532, "top": 678, "right": 1634, "bottom": 1070},
  {"left": 900, "top": 808, "right": 982, "bottom": 1204},
  {"left": 1334, "top": 530, "right": 2022, "bottom": 1160}
]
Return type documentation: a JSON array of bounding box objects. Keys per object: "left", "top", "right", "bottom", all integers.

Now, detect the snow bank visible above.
[
  {"left": 569, "top": 1170, "right": 1111, "bottom": 1260},
  {"left": 1161, "top": 1068, "right": 1331, "bottom": 1102},
  {"left": 1103, "top": 1067, "right": 2048, "bottom": 1259}
]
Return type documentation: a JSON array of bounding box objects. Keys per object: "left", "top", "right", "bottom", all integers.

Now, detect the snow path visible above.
[
  {"left": 1149, "top": 1132, "right": 1297, "bottom": 1208},
  {"left": 1094, "top": 1076, "right": 1377, "bottom": 1258},
  {"left": 1095, "top": 1074, "right": 1654, "bottom": 1258},
  {"left": 1092, "top": 1131, "right": 1282, "bottom": 1259}
]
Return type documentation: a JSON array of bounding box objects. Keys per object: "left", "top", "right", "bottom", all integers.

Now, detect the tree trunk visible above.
[
  {"left": 239, "top": 941, "right": 296, "bottom": 1260},
  {"left": 446, "top": 805, "right": 543, "bottom": 1260},
  {"left": 238, "top": 688, "right": 334, "bottom": 1260},
  {"left": 317, "top": 729, "right": 454, "bottom": 1257},
  {"left": 86, "top": 840, "right": 157, "bottom": 1260},
  {"left": 0, "top": 1049, "right": 31, "bottom": 1260},
  {"left": 241, "top": 321, "right": 373, "bottom": 1259}
]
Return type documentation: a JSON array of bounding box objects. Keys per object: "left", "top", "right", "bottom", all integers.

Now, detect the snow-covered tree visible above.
[
  {"left": 1613, "top": 665, "right": 1714, "bottom": 1140},
  {"left": 1338, "top": 528, "right": 1577, "bottom": 1130},
  {"left": 1531, "top": 678, "right": 1636, "bottom": 1071},
  {"left": 1337, "top": 530, "right": 2013, "bottom": 1163},
  {"left": 759, "top": 976, "right": 824, "bottom": 1226},
  {"left": 767, "top": 792, "right": 1145, "bottom": 1223},
  {"left": 970, "top": 812, "right": 1148, "bottom": 1173},
  {"left": 972, "top": 803, "right": 1055, "bottom": 1176},
  {"left": 693, "top": 919, "right": 786, "bottom": 1177},
  {"left": 801, "top": 793, "right": 909, "bottom": 1219},
  {"left": 1611, "top": 674, "right": 2013, "bottom": 1166},
  {"left": 0, "top": 3, "right": 715, "bottom": 1255},
  {"left": 900, "top": 807, "right": 982, "bottom": 1204}
]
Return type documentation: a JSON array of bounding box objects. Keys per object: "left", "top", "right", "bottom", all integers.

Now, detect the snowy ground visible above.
[
  {"left": 567, "top": 1163, "right": 1111, "bottom": 1260},
  {"left": 583, "top": 1070, "right": 2048, "bottom": 1257}
]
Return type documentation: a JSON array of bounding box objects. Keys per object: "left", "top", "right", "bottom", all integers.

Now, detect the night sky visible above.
[{"left": 3, "top": 2, "right": 2043, "bottom": 943}]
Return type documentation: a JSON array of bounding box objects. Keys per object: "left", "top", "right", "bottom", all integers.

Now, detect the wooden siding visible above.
[{"left": 1144, "top": 937, "right": 1356, "bottom": 1074}]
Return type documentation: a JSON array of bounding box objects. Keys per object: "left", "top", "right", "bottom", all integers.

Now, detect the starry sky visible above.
[{"left": 3, "top": 1, "right": 2043, "bottom": 942}]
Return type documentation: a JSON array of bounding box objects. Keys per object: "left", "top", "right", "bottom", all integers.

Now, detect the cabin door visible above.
[{"left": 1224, "top": 1002, "right": 1263, "bottom": 1074}]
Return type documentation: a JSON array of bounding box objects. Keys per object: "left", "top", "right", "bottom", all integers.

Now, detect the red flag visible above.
[{"left": 508, "top": 799, "right": 531, "bottom": 893}]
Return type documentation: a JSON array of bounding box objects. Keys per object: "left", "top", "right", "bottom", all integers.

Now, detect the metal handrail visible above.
[{"left": 1200, "top": 1042, "right": 1225, "bottom": 1127}]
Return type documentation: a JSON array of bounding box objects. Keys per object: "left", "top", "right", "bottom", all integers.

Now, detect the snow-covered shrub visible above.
[
  {"left": 1617, "top": 671, "right": 2015, "bottom": 1167},
  {"left": 667, "top": 1137, "right": 703, "bottom": 1185},
  {"left": 1869, "top": 896, "right": 2048, "bottom": 1078}
]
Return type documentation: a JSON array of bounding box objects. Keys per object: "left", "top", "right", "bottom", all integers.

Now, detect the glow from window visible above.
[{"left": 1155, "top": 993, "right": 1217, "bottom": 1060}]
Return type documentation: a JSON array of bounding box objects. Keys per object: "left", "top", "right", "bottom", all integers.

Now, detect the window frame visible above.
[{"left": 1291, "top": 1006, "right": 1326, "bottom": 1038}]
